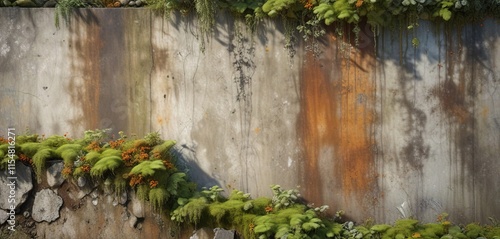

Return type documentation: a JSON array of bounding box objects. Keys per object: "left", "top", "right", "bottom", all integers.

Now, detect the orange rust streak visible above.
[
  {"left": 299, "top": 51, "right": 338, "bottom": 203},
  {"left": 338, "top": 50, "right": 375, "bottom": 199},
  {"left": 299, "top": 30, "right": 376, "bottom": 212}
]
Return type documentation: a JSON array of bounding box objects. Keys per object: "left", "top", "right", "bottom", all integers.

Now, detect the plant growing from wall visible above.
[{"left": 2, "top": 133, "right": 500, "bottom": 238}]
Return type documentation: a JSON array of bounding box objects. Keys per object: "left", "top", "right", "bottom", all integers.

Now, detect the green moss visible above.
[
  {"left": 32, "top": 148, "right": 57, "bottom": 181},
  {"left": 0, "top": 144, "right": 8, "bottom": 155},
  {"left": 136, "top": 184, "right": 150, "bottom": 201},
  {"left": 56, "top": 144, "right": 82, "bottom": 166},
  {"left": 208, "top": 199, "right": 246, "bottom": 225},
  {"left": 90, "top": 156, "right": 124, "bottom": 178},
  {"left": 130, "top": 160, "right": 166, "bottom": 177},
  {"left": 149, "top": 187, "right": 170, "bottom": 212},
  {"left": 85, "top": 151, "right": 101, "bottom": 165},
  {"left": 16, "top": 134, "right": 39, "bottom": 144},
  {"left": 42, "top": 135, "right": 69, "bottom": 148},
  {"left": 100, "top": 149, "right": 122, "bottom": 158},
  {"left": 20, "top": 142, "right": 45, "bottom": 158},
  {"left": 151, "top": 140, "right": 176, "bottom": 158},
  {"left": 175, "top": 197, "right": 209, "bottom": 225},
  {"left": 465, "top": 223, "right": 484, "bottom": 238}
]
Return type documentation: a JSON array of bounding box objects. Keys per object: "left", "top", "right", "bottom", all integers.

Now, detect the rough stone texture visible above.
[
  {"left": 189, "top": 228, "right": 214, "bottom": 239},
  {"left": 32, "top": 189, "right": 63, "bottom": 222},
  {"left": 129, "top": 190, "right": 144, "bottom": 218},
  {"left": 0, "top": 9, "right": 499, "bottom": 224},
  {"left": 0, "top": 161, "right": 33, "bottom": 210},
  {"left": 33, "top": 196, "right": 192, "bottom": 238},
  {"left": 213, "top": 228, "right": 235, "bottom": 239},
  {"left": 46, "top": 162, "right": 65, "bottom": 188},
  {"left": 0, "top": 210, "right": 8, "bottom": 225}
]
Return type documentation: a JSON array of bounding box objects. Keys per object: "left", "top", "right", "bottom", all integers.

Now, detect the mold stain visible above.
[
  {"left": 298, "top": 27, "right": 377, "bottom": 215},
  {"left": 67, "top": 10, "right": 102, "bottom": 131},
  {"left": 429, "top": 24, "right": 481, "bottom": 219}
]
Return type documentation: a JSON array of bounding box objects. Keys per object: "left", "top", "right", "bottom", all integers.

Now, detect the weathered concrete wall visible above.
[{"left": 0, "top": 8, "right": 499, "bottom": 225}]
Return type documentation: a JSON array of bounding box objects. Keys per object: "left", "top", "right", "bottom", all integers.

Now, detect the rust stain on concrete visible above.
[
  {"left": 298, "top": 26, "right": 377, "bottom": 214},
  {"left": 67, "top": 10, "right": 102, "bottom": 131}
]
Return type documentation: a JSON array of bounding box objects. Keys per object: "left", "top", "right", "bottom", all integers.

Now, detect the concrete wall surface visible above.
[{"left": 0, "top": 8, "right": 499, "bottom": 224}]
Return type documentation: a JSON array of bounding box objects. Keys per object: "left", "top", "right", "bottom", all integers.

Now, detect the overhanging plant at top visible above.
[{"left": 50, "top": 0, "right": 500, "bottom": 52}]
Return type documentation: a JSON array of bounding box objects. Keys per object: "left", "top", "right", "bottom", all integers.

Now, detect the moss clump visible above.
[
  {"left": 32, "top": 148, "right": 57, "bottom": 181},
  {"left": 130, "top": 160, "right": 166, "bottom": 177},
  {"left": 90, "top": 156, "right": 123, "bottom": 178},
  {"left": 149, "top": 187, "right": 170, "bottom": 212},
  {"left": 85, "top": 151, "right": 101, "bottom": 165}
]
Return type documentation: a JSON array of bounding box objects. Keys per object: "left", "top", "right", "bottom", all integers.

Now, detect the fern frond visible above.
[
  {"left": 56, "top": 144, "right": 82, "bottom": 166},
  {"left": 90, "top": 156, "right": 123, "bottom": 178},
  {"left": 151, "top": 140, "right": 176, "bottom": 158},
  {"left": 136, "top": 184, "right": 150, "bottom": 201},
  {"left": 130, "top": 160, "right": 166, "bottom": 177},
  {"left": 149, "top": 187, "right": 170, "bottom": 212},
  {"left": 85, "top": 151, "right": 101, "bottom": 165},
  {"left": 33, "top": 148, "right": 57, "bottom": 181},
  {"left": 16, "top": 134, "right": 39, "bottom": 144},
  {"left": 42, "top": 135, "right": 69, "bottom": 147},
  {"left": 55, "top": 143, "right": 82, "bottom": 155},
  {"left": 20, "top": 142, "right": 45, "bottom": 158},
  {"left": 166, "top": 172, "right": 186, "bottom": 195},
  {"left": 100, "top": 149, "right": 122, "bottom": 158}
]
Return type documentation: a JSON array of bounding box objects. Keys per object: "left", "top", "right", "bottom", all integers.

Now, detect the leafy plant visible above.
[
  {"left": 55, "top": 0, "right": 89, "bottom": 28},
  {"left": 90, "top": 156, "right": 124, "bottom": 178}
]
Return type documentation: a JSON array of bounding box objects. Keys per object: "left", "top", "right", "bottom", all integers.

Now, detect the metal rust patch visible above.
[{"left": 298, "top": 26, "right": 377, "bottom": 216}]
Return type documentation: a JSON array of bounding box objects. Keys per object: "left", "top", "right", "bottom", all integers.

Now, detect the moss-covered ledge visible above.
[{"left": 1, "top": 131, "right": 500, "bottom": 238}]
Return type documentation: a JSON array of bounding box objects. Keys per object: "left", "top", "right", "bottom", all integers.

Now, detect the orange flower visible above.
[
  {"left": 18, "top": 154, "right": 32, "bottom": 165},
  {"left": 62, "top": 166, "right": 73, "bottom": 176},
  {"left": 109, "top": 139, "right": 125, "bottom": 149},
  {"left": 81, "top": 165, "right": 91, "bottom": 173},
  {"left": 355, "top": 0, "right": 363, "bottom": 8},
  {"left": 249, "top": 223, "right": 255, "bottom": 232},
  {"left": 149, "top": 180, "right": 159, "bottom": 188},
  {"left": 129, "top": 174, "right": 143, "bottom": 187},
  {"left": 163, "top": 160, "right": 175, "bottom": 170},
  {"left": 265, "top": 205, "right": 273, "bottom": 213},
  {"left": 86, "top": 141, "right": 101, "bottom": 151}
]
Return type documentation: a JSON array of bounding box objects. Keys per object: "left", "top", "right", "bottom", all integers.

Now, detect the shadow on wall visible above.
[
  {"left": 171, "top": 145, "right": 220, "bottom": 190},
  {"left": 378, "top": 18, "right": 499, "bottom": 81}
]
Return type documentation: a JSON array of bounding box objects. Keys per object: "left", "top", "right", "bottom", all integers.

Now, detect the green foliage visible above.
[
  {"left": 144, "top": 132, "right": 164, "bottom": 146},
  {"left": 270, "top": 184, "right": 299, "bottom": 210},
  {"left": 90, "top": 156, "right": 124, "bottom": 178},
  {"left": 42, "top": 135, "right": 69, "bottom": 148},
  {"left": 149, "top": 187, "right": 170, "bottom": 212},
  {"left": 100, "top": 149, "right": 122, "bottom": 158},
  {"left": 32, "top": 148, "right": 57, "bottom": 181},
  {"left": 151, "top": 140, "right": 176, "bottom": 158},
  {"left": 55, "top": 0, "right": 88, "bottom": 27},
  {"left": 20, "top": 143, "right": 45, "bottom": 158},
  {"left": 171, "top": 197, "right": 209, "bottom": 224},
  {"left": 15, "top": 134, "right": 39, "bottom": 144},
  {"left": 55, "top": 144, "right": 82, "bottom": 166},
  {"left": 201, "top": 185, "right": 225, "bottom": 203},
  {"left": 85, "top": 151, "right": 101, "bottom": 165},
  {"left": 130, "top": 160, "right": 166, "bottom": 177}
]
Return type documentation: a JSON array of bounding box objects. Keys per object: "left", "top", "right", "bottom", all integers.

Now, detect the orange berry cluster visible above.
[
  {"left": 0, "top": 137, "right": 8, "bottom": 144},
  {"left": 86, "top": 141, "right": 101, "bottom": 151},
  {"left": 109, "top": 139, "right": 125, "bottom": 149},
  {"left": 149, "top": 180, "right": 159, "bottom": 188},
  {"left": 18, "top": 154, "right": 32, "bottom": 165},
  {"left": 81, "top": 164, "right": 91, "bottom": 173},
  {"left": 62, "top": 166, "right": 73, "bottom": 176},
  {"left": 129, "top": 174, "right": 143, "bottom": 187},
  {"left": 265, "top": 205, "right": 273, "bottom": 213}
]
